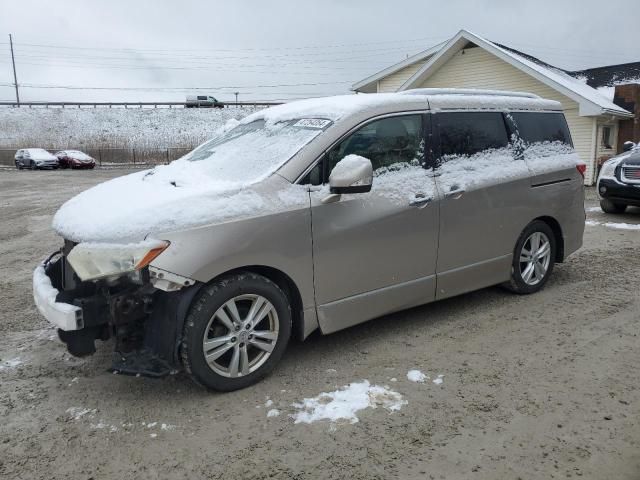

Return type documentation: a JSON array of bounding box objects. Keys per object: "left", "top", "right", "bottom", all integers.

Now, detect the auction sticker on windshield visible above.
[{"left": 293, "top": 118, "right": 332, "bottom": 129}]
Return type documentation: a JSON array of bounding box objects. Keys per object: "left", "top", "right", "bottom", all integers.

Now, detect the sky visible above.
[{"left": 0, "top": 0, "right": 638, "bottom": 103}]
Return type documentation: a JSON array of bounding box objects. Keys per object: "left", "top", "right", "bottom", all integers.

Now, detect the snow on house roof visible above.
[
  {"left": 399, "top": 30, "right": 633, "bottom": 118},
  {"left": 353, "top": 29, "right": 633, "bottom": 118},
  {"left": 573, "top": 62, "right": 640, "bottom": 89}
]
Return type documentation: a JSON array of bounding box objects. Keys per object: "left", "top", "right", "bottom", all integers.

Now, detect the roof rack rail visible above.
[{"left": 399, "top": 88, "right": 540, "bottom": 99}]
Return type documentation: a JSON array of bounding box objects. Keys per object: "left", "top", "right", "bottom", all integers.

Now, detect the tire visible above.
[
  {"left": 600, "top": 198, "right": 627, "bottom": 214},
  {"left": 30, "top": 161, "right": 36, "bottom": 170},
  {"left": 181, "top": 272, "right": 292, "bottom": 391},
  {"left": 504, "top": 220, "right": 556, "bottom": 295}
]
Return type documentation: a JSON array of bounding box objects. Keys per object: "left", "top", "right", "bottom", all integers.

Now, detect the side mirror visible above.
[
  {"left": 623, "top": 141, "right": 635, "bottom": 152},
  {"left": 329, "top": 155, "right": 373, "bottom": 194}
]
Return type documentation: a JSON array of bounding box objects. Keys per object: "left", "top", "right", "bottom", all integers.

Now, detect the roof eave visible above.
[{"left": 351, "top": 43, "right": 444, "bottom": 92}]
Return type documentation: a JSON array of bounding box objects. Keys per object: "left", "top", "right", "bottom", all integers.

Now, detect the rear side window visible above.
[
  {"left": 437, "top": 112, "right": 509, "bottom": 158},
  {"left": 510, "top": 112, "right": 573, "bottom": 146}
]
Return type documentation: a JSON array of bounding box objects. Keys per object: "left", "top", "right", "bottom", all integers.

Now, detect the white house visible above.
[{"left": 353, "top": 30, "right": 635, "bottom": 184}]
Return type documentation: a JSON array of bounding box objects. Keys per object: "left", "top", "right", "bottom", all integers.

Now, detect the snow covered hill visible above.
[{"left": 0, "top": 106, "right": 263, "bottom": 149}]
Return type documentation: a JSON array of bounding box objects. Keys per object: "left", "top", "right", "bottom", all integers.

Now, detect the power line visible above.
[
  {"left": 0, "top": 34, "right": 448, "bottom": 54},
  {"left": 0, "top": 80, "right": 354, "bottom": 90}
]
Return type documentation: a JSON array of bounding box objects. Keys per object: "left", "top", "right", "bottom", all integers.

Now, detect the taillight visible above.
[{"left": 576, "top": 163, "right": 586, "bottom": 178}]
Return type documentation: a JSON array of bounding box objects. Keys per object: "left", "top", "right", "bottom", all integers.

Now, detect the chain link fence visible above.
[{"left": 0, "top": 147, "right": 195, "bottom": 168}]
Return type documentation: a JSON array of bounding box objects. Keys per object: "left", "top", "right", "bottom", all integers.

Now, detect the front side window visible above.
[{"left": 301, "top": 114, "right": 424, "bottom": 185}]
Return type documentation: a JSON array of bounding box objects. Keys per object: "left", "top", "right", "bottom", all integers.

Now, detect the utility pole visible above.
[
  {"left": 234, "top": 91, "right": 239, "bottom": 105},
  {"left": 9, "top": 34, "right": 20, "bottom": 105}
]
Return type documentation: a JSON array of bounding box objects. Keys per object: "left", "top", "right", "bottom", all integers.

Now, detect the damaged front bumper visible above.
[
  {"left": 33, "top": 263, "right": 84, "bottom": 331},
  {"left": 32, "top": 247, "right": 201, "bottom": 377}
]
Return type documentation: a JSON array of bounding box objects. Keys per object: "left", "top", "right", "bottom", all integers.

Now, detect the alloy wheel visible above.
[
  {"left": 519, "top": 231, "right": 551, "bottom": 286},
  {"left": 202, "top": 294, "right": 279, "bottom": 378}
]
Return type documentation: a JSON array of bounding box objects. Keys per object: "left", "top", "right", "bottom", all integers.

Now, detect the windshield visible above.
[{"left": 184, "top": 118, "right": 332, "bottom": 183}]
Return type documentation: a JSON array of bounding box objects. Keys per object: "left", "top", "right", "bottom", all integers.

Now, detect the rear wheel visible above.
[
  {"left": 181, "top": 272, "right": 291, "bottom": 391},
  {"left": 504, "top": 220, "right": 556, "bottom": 294},
  {"left": 600, "top": 198, "right": 627, "bottom": 214}
]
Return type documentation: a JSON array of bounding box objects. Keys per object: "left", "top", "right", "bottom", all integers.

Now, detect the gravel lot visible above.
[{"left": 1, "top": 169, "right": 639, "bottom": 479}]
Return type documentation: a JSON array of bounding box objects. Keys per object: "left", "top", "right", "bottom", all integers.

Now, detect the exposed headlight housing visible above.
[{"left": 67, "top": 239, "right": 169, "bottom": 281}]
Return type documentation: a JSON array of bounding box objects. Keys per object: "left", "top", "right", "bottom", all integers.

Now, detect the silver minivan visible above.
[{"left": 33, "top": 89, "right": 585, "bottom": 391}]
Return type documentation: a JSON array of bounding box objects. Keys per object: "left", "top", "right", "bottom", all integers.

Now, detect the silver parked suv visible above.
[{"left": 33, "top": 90, "right": 585, "bottom": 391}]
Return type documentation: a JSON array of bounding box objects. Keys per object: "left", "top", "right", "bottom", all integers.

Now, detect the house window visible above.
[{"left": 601, "top": 126, "right": 612, "bottom": 149}]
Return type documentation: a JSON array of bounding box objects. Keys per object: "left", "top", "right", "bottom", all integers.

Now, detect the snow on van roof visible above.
[
  {"left": 240, "top": 90, "right": 561, "bottom": 125},
  {"left": 240, "top": 93, "right": 428, "bottom": 124}
]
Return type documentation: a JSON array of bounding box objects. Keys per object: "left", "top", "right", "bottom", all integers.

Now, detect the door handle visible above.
[
  {"left": 444, "top": 188, "right": 465, "bottom": 199},
  {"left": 409, "top": 193, "right": 432, "bottom": 207}
]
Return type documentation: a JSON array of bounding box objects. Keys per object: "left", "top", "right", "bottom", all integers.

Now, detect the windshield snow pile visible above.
[{"left": 180, "top": 119, "right": 327, "bottom": 184}]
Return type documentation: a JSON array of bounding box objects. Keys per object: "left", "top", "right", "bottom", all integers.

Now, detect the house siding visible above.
[
  {"left": 377, "top": 60, "right": 429, "bottom": 93},
  {"left": 410, "top": 47, "right": 603, "bottom": 184}
]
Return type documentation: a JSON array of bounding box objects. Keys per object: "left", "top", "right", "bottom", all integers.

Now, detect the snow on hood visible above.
[
  {"left": 52, "top": 161, "right": 308, "bottom": 243},
  {"left": 26, "top": 148, "right": 57, "bottom": 160},
  {"left": 65, "top": 150, "right": 93, "bottom": 161},
  {"left": 53, "top": 116, "right": 325, "bottom": 243}
]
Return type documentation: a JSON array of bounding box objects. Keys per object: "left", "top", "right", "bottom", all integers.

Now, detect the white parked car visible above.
[{"left": 15, "top": 148, "right": 59, "bottom": 170}]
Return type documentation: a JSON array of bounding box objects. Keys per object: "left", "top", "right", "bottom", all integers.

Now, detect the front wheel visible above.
[
  {"left": 181, "top": 272, "right": 292, "bottom": 391},
  {"left": 504, "top": 220, "right": 556, "bottom": 294},
  {"left": 600, "top": 198, "right": 627, "bottom": 214}
]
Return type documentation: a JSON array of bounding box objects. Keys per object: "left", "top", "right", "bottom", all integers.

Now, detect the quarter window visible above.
[
  {"left": 510, "top": 112, "right": 573, "bottom": 146},
  {"left": 437, "top": 112, "right": 509, "bottom": 158}
]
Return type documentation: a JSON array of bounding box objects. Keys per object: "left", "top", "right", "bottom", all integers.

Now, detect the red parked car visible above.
[{"left": 55, "top": 150, "right": 96, "bottom": 169}]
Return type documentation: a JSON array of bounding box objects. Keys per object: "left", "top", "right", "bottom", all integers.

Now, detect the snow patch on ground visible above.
[
  {"left": 66, "top": 407, "right": 176, "bottom": 434},
  {"left": 291, "top": 380, "right": 406, "bottom": 425},
  {"left": 586, "top": 220, "right": 640, "bottom": 230},
  {"left": 407, "top": 370, "right": 428, "bottom": 383},
  {"left": 432, "top": 374, "right": 444, "bottom": 385},
  {"left": 267, "top": 409, "right": 280, "bottom": 418},
  {"left": 0, "top": 357, "right": 23, "bottom": 370},
  {"left": 66, "top": 407, "right": 97, "bottom": 420}
]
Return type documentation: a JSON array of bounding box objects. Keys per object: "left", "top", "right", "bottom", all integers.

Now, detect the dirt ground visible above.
[{"left": 0, "top": 169, "right": 639, "bottom": 480}]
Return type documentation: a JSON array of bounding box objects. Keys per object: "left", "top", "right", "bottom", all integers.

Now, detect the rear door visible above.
[
  {"left": 308, "top": 113, "right": 440, "bottom": 333},
  {"left": 433, "top": 111, "right": 531, "bottom": 299}
]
